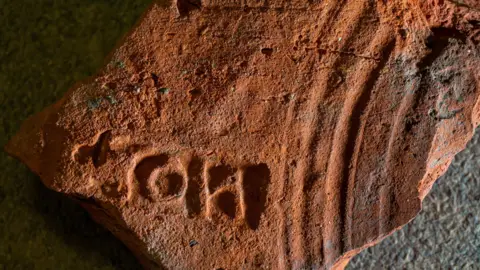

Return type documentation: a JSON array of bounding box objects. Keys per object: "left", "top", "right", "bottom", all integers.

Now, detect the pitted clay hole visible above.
[{"left": 261, "top": 47, "right": 274, "bottom": 56}]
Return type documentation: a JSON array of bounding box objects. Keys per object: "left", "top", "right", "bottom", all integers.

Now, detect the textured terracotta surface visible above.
[{"left": 6, "top": 0, "right": 480, "bottom": 269}]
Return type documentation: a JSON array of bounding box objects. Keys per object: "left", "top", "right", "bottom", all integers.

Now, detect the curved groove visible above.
[
  {"left": 381, "top": 76, "right": 420, "bottom": 233},
  {"left": 380, "top": 28, "right": 464, "bottom": 234},
  {"left": 343, "top": 39, "right": 396, "bottom": 249},
  {"left": 322, "top": 27, "right": 395, "bottom": 267},
  {"left": 276, "top": 0, "right": 349, "bottom": 268},
  {"left": 276, "top": 97, "right": 298, "bottom": 270},
  {"left": 291, "top": 1, "right": 379, "bottom": 267}
]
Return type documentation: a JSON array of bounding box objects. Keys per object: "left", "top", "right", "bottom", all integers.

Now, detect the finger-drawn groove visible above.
[
  {"left": 271, "top": 1, "right": 350, "bottom": 268},
  {"left": 342, "top": 38, "right": 396, "bottom": 249},
  {"left": 381, "top": 81, "right": 419, "bottom": 234},
  {"left": 290, "top": 0, "right": 375, "bottom": 267},
  {"left": 276, "top": 98, "right": 301, "bottom": 270},
  {"left": 381, "top": 27, "right": 465, "bottom": 234},
  {"left": 322, "top": 25, "right": 395, "bottom": 267}
]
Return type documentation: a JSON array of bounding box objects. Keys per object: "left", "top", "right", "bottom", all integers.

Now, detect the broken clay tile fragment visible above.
[{"left": 5, "top": 0, "right": 480, "bottom": 269}]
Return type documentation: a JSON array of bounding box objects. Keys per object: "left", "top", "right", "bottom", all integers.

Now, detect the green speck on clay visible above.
[
  {"left": 106, "top": 95, "right": 118, "bottom": 104},
  {"left": 158, "top": 87, "right": 170, "bottom": 94},
  {"left": 87, "top": 98, "right": 103, "bottom": 110},
  {"left": 116, "top": 60, "right": 125, "bottom": 69}
]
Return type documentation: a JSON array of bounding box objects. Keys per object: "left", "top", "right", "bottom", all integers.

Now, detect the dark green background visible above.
[
  {"left": 1, "top": 1, "right": 478, "bottom": 269},
  {"left": 0, "top": 1, "right": 151, "bottom": 269}
]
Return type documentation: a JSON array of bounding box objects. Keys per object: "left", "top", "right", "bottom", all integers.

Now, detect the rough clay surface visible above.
[{"left": 5, "top": 0, "right": 480, "bottom": 269}]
